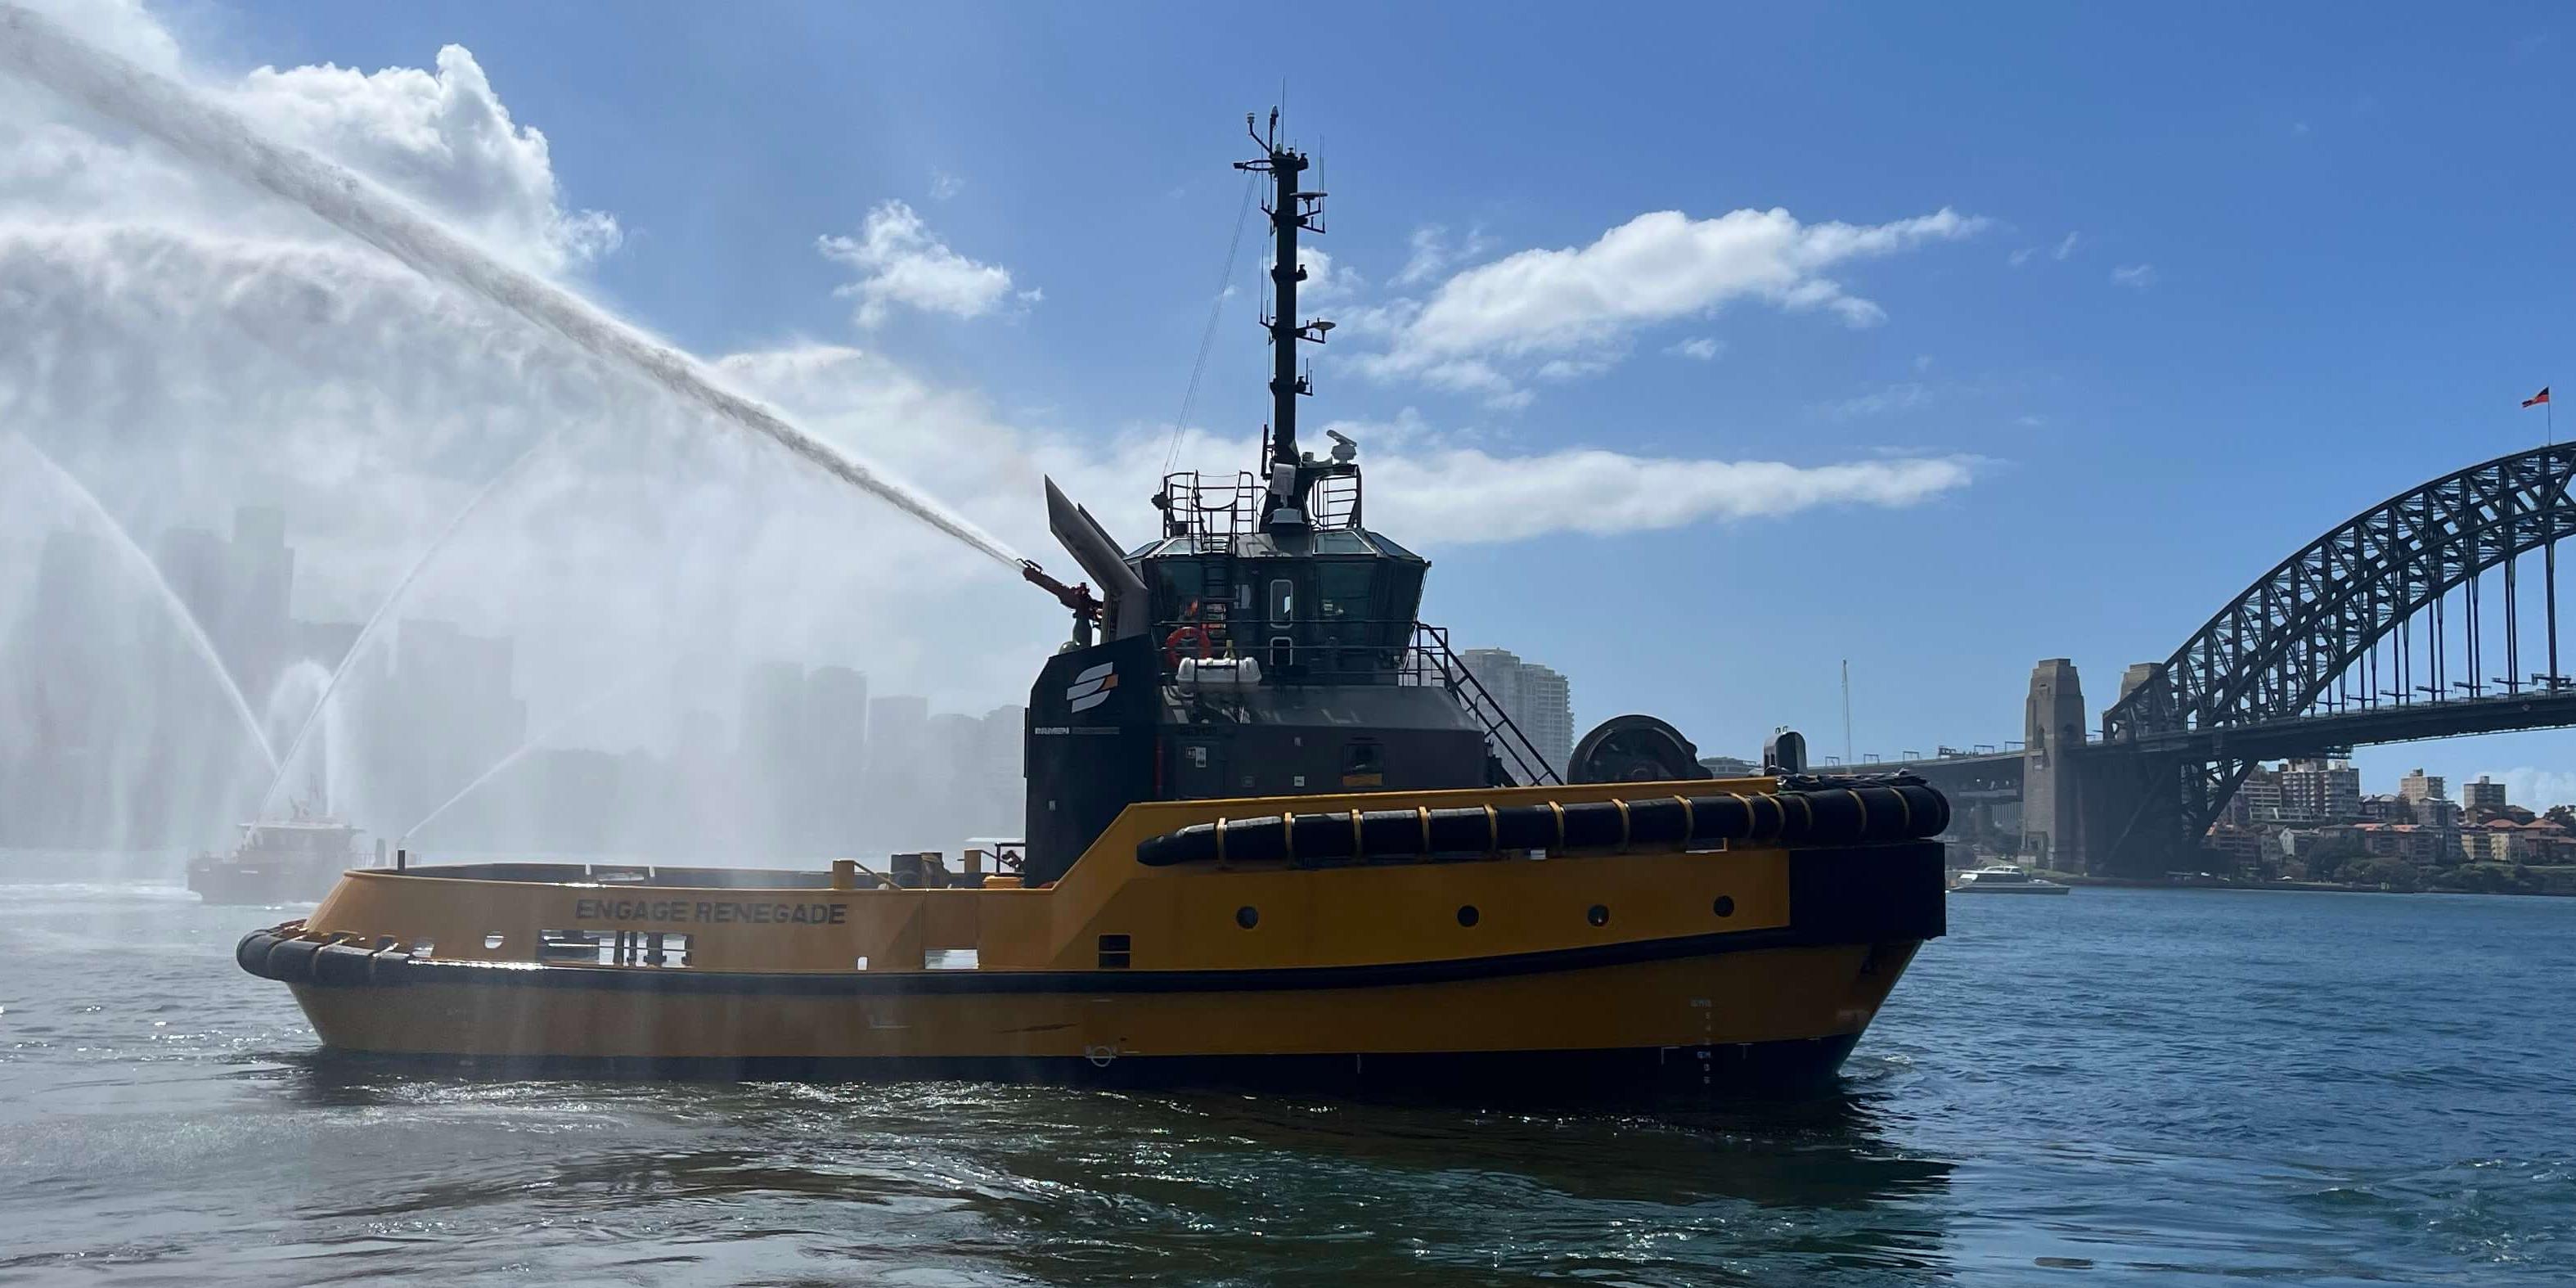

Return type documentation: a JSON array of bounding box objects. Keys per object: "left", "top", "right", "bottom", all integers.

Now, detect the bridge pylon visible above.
[{"left": 2020, "top": 659, "right": 2086, "bottom": 870}]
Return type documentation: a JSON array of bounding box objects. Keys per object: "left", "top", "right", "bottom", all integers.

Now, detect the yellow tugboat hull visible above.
[
  {"left": 280, "top": 941, "right": 1916, "bottom": 1090},
  {"left": 239, "top": 779, "right": 1944, "bottom": 1093}
]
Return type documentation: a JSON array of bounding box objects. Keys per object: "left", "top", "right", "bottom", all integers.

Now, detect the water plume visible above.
[
  {"left": 261, "top": 658, "right": 332, "bottom": 805},
  {"left": 0, "top": 3, "right": 1023, "bottom": 569},
  {"left": 254, "top": 436, "right": 550, "bottom": 819},
  {"left": 402, "top": 661, "right": 665, "bottom": 843},
  {"left": 7, "top": 434, "right": 279, "bottom": 777}
]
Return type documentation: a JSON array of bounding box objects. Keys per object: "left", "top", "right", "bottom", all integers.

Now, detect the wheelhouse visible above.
[{"left": 1132, "top": 502, "right": 1427, "bottom": 685}]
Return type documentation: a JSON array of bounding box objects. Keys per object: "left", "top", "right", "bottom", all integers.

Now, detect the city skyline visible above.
[
  {"left": 0, "top": 509, "right": 1031, "bottom": 856},
  {"left": 16, "top": 2, "right": 2576, "bottom": 805},
  {"left": 2, "top": 503, "right": 1618, "bottom": 855}
]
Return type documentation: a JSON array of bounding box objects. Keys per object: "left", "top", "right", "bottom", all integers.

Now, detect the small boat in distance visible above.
[
  {"left": 1950, "top": 864, "right": 2070, "bottom": 894},
  {"left": 189, "top": 807, "right": 382, "bottom": 906}
]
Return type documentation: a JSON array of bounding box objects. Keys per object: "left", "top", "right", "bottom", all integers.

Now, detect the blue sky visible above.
[{"left": 133, "top": 2, "right": 2576, "bottom": 798}]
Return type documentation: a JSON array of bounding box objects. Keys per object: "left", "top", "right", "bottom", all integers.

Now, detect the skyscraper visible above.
[
  {"left": 1454, "top": 647, "right": 1576, "bottom": 777},
  {"left": 803, "top": 665, "right": 869, "bottom": 847},
  {"left": 2463, "top": 774, "right": 2508, "bottom": 813},
  {"left": 2277, "top": 758, "right": 2360, "bottom": 822},
  {"left": 865, "top": 694, "right": 933, "bottom": 843},
  {"left": 740, "top": 660, "right": 806, "bottom": 851},
  {"left": 226, "top": 506, "right": 293, "bottom": 704},
  {"left": 2398, "top": 768, "right": 2447, "bottom": 808}
]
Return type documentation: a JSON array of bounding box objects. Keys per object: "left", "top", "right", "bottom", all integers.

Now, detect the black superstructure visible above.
[{"left": 1018, "top": 110, "right": 1571, "bottom": 885}]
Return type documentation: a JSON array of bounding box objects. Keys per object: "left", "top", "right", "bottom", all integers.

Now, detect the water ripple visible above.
[{"left": 3, "top": 877, "right": 2575, "bottom": 1284}]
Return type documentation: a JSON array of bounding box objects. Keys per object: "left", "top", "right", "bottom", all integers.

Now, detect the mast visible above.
[{"left": 1236, "top": 109, "right": 1330, "bottom": 526}]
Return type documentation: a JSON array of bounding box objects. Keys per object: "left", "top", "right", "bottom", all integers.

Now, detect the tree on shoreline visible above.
[{"left": 2349, "top": 856, "right": 2423, "bottom": 892}]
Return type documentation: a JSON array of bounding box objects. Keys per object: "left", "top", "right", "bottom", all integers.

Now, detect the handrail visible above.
[
  {"left": 1423, "top": 624, "right": 1564, "bottom": 787},
  {"left": 1147, "top": 615, "right": 1564, "bottom": 786},
  {"left": 1158, "top": 466, "right": 1365, "bottom": 538}
]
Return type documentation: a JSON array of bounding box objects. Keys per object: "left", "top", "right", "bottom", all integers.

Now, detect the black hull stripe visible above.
[
  {"left": 307, "top": 1034, "right": 1866, "bottom": 1096},
  {"left": 245, "top": 840, "right": 1946, "bottom": 997},
  {"left": 270, "top": 924, "right": 1893, "bottom": 996}
]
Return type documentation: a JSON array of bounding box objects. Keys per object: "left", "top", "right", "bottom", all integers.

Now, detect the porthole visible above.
[
  {"left": 1586, "top": 904, "right": 1609, "bottom": 927},
  {"left": 1456, "top": 905, "right": 1481, "bottom": 927},
  {"left": 1713, "top": 895, "right": 1736, "bottom": 918},
  {"left": 1236, "top": 905, "right": 1259, "bottom": 929}
]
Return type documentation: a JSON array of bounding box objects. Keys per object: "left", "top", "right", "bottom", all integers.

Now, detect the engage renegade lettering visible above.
[{"left": 572, "top": 898, "right": 849, "bottom": 925}]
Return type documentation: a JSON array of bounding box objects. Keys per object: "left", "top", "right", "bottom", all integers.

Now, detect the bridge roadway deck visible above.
[
  {"left": 1832, "top": 752, "right": 2025, "bottom": 790},
  {"left": 2100, "top": 687, "right": 2576, "bottom": 761}
]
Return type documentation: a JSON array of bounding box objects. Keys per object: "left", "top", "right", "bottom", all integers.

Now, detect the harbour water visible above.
[{"left": 3, "top": 856, "right": 2570, "bottom": 1285}]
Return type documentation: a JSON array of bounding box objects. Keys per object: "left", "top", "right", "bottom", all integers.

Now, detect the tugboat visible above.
[
  {"left": 189, "top": 804, "right": 380, "bottom": 905},
  {"left": 232, "top": 112, "right": 1949, "bottom": 1094}
]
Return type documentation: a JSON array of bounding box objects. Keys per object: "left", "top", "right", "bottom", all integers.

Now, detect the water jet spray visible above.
[
  {"left": 0, "top": 4, "right": 1022, "bottom": 571},
  {"left": 7, "top": 435, "right": 280, "bottom": 777}
]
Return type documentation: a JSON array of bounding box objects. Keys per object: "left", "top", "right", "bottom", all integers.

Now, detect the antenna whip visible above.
[{"left": 1163, "top": 169, "right": 1261, "bottom": 474}]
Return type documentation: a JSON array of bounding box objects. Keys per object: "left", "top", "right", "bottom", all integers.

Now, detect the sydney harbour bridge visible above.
[{"left": 1873, "top": 443, "right": 2576, "bottom": 876}]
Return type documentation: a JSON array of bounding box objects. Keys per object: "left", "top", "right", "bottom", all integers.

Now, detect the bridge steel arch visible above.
[{"left": 2092, "top": 443, "right": 2576, "bottom": 867}]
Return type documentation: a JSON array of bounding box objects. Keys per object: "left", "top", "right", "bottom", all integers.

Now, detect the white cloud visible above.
[
  {"left": 2111, "top": 263, "right": 2157, "bottom": 290},
  {"left": 2478, "top": 768, "right": 2576, "bottom": 812},
  {"left": 817, "top": 200, "right": 1031, "bottom": 328},
  {"left": 1364, "top": 206, "right": 1985, "bottom": 406},
  {"left": 1275, "top": 245, "right": 1360, "bottom": 304},
  {"left": 1668, "top": 336, "right": 1724, "bottom": 362},
  {"left": 230, "top": 46, "right": 620, "bottom": 272},
  {"left": 1394, "top": 356, "right": 1533, "bottom": 412},
  {"left": 1823, "top": 383, "right": 1933, "bottom": 419},
  {"left": 929, "top": 169, "right": 964, "bottom": 200},
  {"left": 0, "top": 6, "right": 617, "bottom": 276},
  {"left": 1913, "top": 353, "right": 1935, "bottom": 373},
  {"left": 2009, "top": 231, "right": 2079, "bottom": 268},
  {"left": 1364, "top": 447, "right": 1972, "bottom": 543},
  {"left": 0, "top": 220, "right": 1974, "bottom": 669},
  {"left": 0, "top": 4, "right": 1980, "bottom": 830},
  {"left": 1393, "top": 223, "right": 1494, "bottom": 286}
]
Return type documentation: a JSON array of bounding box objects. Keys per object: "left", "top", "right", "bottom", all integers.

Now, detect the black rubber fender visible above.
[
  {"left": 366, "top": 950, "right": 415, "bottom": 987},
  {"left": 1135, "top": 777, "right": 1951, "bottom": 867},
  {"left": 312, "top": 942, "right": 375, "bottom": 986},
  {"left": 266, "top": 935, "right": 324, "bottom": 984},
  {"left": 235, "top": 930, "right": 280, "bottom": 977}
]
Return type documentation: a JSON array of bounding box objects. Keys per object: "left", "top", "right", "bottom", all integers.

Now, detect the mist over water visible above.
[
  {"left": 402, "top": 659, "right": 666, "bottom": 842},
  {"left": 11, "top": 435, "right": 279, "bottom": 779},
  {"left": 0, "top": 2, "right": 1022, "bottom": 570},
  {"left": 260, "top": 659, "right": 330, "bottom": 804},
  {"left": 254, "top": 437, "right": 551, "bottom": 819},
  {"left": 0, "top": 3, "right": 1061, "bottom": 862}
]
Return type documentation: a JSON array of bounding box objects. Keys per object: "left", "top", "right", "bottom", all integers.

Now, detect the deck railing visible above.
[{"left": 1153, "top": 615, "right": 1563, "bottom": 787}]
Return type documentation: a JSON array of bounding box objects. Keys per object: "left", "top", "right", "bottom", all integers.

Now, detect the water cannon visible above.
[
  {"left": 1019, "top": 560, "right": 1100, "bottom": 620},
  {"left": 1021, "top": 559, "right": 1104, "bottom": 648}
]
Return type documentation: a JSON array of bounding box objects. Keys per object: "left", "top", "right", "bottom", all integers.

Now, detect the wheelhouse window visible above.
[
  {"left": 1342, "top": 741, "right": 1385, "bottom": 786},
  {"left": 1153, "top": 556, "right": 1208, "bottom": 624},
  {"left": 1386, "top": 562, "right": 1426, "bottom": 624},
  {"left": 1317, "top": 562, "right": 1377, "bottom": 622}
]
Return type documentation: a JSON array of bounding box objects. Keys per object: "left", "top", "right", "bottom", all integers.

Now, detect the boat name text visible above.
[{"left": 572, "top": 898, "right": 849, "bottom": 925}]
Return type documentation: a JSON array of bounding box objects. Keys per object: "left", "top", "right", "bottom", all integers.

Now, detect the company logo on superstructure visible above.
[{"left": 1065, "top": 660, "right": 1118, "bottom": 713}]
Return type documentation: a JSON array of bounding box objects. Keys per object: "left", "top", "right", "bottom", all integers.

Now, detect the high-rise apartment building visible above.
[
  {"left": 2277, "top": 758, "right": 2360, "bottom": 822},
  {"left": 1454, "top": 647, "right": 1575, "bottom": 778},
  {"left": 2398, "top": 768, "right": 2447, "bottom": 808},
  {"left": 2462, "top": 774, "right": 2508, "bottom": 813}
]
